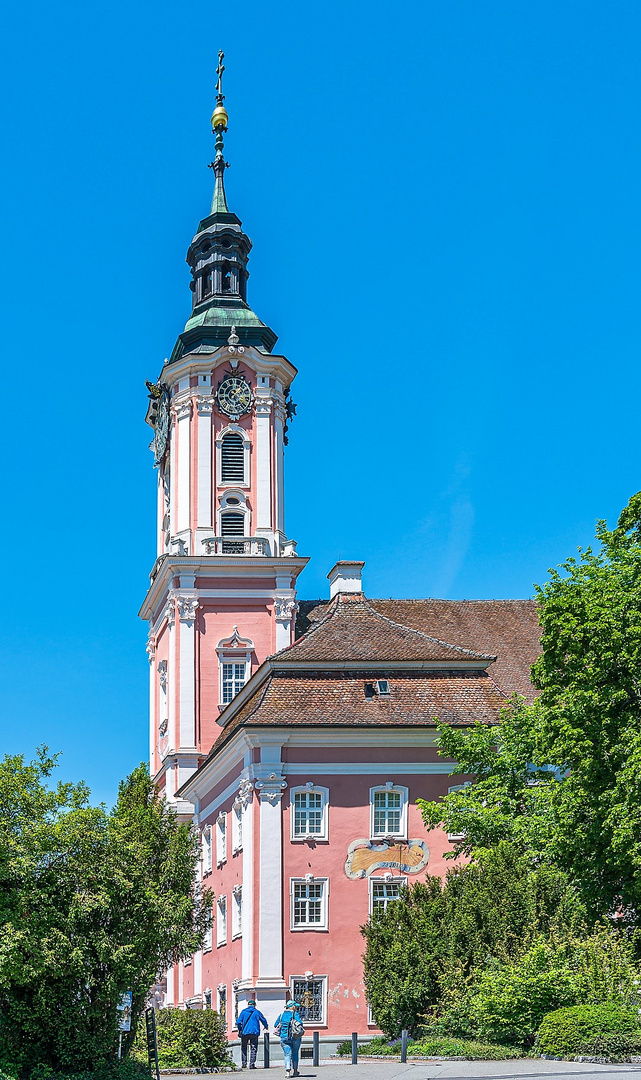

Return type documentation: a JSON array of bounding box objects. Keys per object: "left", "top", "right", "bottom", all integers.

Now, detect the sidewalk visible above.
[{"left": 164, "top": 1060, "right": 641, "bottom": 1080}]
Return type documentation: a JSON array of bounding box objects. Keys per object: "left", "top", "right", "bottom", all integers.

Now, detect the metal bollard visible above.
[
  {"left": 313, "top": 1031, "right": 319, "bottom": 1067},
  {"left": 263, "top": 1031, "right": 270, "bottom": 1069},
  {"left": 351, "top": 1032, "right": 358, "bottom": 1064},
  {"left": 400, "top": 1029, "right": 408, "bottom": 1063}
]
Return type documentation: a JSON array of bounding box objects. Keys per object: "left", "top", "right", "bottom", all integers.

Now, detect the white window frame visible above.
[
  {"left": 232, "top": 885, "right": 242, "bottom": 939},
  {"left": 290, "top": 783, "right": 329, "bottom": 842},
  {"left": 289, "top": 975, "right": 328, "bottom": 1027},
  {"left": 369, "top": 782, "right": 409, "bottom": 841},
  {"left": 219, "top": 658, "right": 248, "bottom": 705},
  {"left": 232, "top": 799, "right": 243, "bottom": 853},
  {"left": 216, "top": 895, "right": 227, "bottom": 947},
  {"left": 216, "top": 984, "right": 227, "bottom": 1021},
  {"left": 216, "top": 424, "right": 250, "bottom": 489},
  {"left": 216, "top": 812, "right": 227, "bottom": 865},
  {"left": 290, "top": 876, "right": 329, "bottom": 931},
  {"left": 203, "top": 907, "right": 213, "bottom": 953},
  {"left": 446, "top": 782, "right": 472, "bottom": 842},
  {"left": 202, "top": 825, "right": 213, "bottom": 875},
  {"left": 369, "top": 875, "right": 406, "bottom": 914}
]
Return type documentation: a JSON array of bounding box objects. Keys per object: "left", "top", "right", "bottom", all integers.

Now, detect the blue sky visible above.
[{"left": 2, "top": 1, "right": 640, "bottom": 804}]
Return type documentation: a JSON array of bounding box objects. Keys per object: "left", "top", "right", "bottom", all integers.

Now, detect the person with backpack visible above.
[
  {"left": 237, "top": 999, "right": 268, "bottom": 1069},
  {"left": 274, "top": 999, "right": 304, "bottom": 1078}
]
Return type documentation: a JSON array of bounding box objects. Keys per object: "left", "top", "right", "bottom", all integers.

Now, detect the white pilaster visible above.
[
  {"left": 256, "top": 741, "right": 287, "bottom": 988},
  {"left": 274, "top": 596, "right": 296, "bottom": 651},
  {"left": 166, "top": 965, "right": 175, "bottom": 1006},
  {"left": 147, "top": 635, "right": 156, "bottom": 769},
  {"left": 176, "top": 595, "right": 198, "bottom": 749},
  {"left": 194, "top": 950, "right": 202, "bottom": 997},
  {"left": 175, "top": 399, "right": 192, "bottom": 537},
  {"left": 166, "top": 600, "right": 177, "bottom": 751},
  {"left": 196, "top": 398, "right": 213, "bottom": 529},
  {"left": 274, "top": 404, "right": 285, "bottom": 538},
  {"left": 239, "top": 776, "right": 255, "bottom": 986},
  {"left": 255, "top": 399, "right": 272, "bottom": 535}
]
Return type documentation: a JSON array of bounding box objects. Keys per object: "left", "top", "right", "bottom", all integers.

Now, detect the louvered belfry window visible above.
[
  {"left": 221, "top": 433, "right": 245, "bottom": 483},
  {"left": 221, "top": 511, "right": 245, "bottom": 536}
]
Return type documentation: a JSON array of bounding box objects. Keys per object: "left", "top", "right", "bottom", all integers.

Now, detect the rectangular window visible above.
[
  {"left": 291, "top": 879, "right": 328, "bottom": 930},
  {"left": 217, "top": 985, "right": 226, "bottom": 1022},
  {"left": 232, "top": 802, "right": 243, "bottom": 852},
  {"left": 370, "top": 880, "right": 403, "bottom": 914},
  {"left": 203, "top": 989, "right": 212, "bottom": 1009},
  {"left": 222, "top": 662, "right": 246, "bottom": 704},
  {"left": 232, "top": 887, "right": 242, "bottom": 938},
  {"left": 216, "top": 896, "right": 227, "bottom": 947},
  {"left": 290, "top": 977, "right": 326, "bottom": 1025},
  {"left": 294, "top": 791, "right": 323, "bottom": 836},
  {"left": 372, "top": 790, "right": 402, "bottom": 835},
  {"left": 203, "top": 909, "right": 213, "bottom": 952},
  {"left": 216, "top": 814, "right": 227, "bottom": 865},
  {"left": 202, "top": 825, "right": 212, "bottom": 874}
]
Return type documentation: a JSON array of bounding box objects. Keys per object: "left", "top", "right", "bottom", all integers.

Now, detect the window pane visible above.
[
  {"left": 294, "top": 791, "right": 323, "bottom": 836},
  {"left": 292, "top": 980, "right": 323, "bottom": 1023}
]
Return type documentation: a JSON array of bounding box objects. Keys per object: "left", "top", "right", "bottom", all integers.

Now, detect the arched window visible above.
[
  {"left": 221, "top": 432, "right": 245, "bottom": 483},
  {"left": 221, "top": 261, "right": 232, "bottom": 294}
]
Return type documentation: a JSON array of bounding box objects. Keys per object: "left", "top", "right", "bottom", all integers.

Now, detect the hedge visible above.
[
  {"left": 536, "top": 1004, "right": 641, "bottom": 1058},
  {"left": 336, "top": 1035, "right": 522, "bottom": 1060}
]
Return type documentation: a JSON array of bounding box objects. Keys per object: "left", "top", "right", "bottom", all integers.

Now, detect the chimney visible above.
[{"left": 327, "top": 560, "right": 365, "bottom": 599}]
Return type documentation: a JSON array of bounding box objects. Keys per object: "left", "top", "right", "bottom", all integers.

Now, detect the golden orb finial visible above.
[{"left": 211, "top": 103, "right": 229, "bottom": 131}]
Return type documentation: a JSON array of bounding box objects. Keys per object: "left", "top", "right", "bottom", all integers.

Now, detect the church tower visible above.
[{"left": 140, "top": 55, "right": 308, "bottom": 809}]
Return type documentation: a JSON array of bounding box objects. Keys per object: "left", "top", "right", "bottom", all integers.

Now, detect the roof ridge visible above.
[
  {"left": 273, "top": 594, "right": 341, "bottom": 657},
  {"left": 364, "top": 601, "right": 497, "bottom": 661}
]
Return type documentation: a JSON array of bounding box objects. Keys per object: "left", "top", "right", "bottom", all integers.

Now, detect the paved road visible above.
[
  {"left": 257, "top": 1062, "right": 641, "bottom": 1080},
  {"left": 166, "top": 1061, "right": 641, "bottom": 1080}
]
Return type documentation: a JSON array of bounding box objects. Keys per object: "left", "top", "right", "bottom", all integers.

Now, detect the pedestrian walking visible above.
[
  {"left": 274, "top": 999, "right": 304, "bottom": 1078},
  {"left": 237, "top": 999, "right": 269, "bottom": 1069}
]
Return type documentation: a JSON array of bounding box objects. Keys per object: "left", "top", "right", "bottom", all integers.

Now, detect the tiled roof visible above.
[
  {"left": 216, "top": 669, "right": 508, "bottom": 747},
  {"left": 276, "top": 594, "right": 496, "bottom": 665},
  {"left": 202, "top": 593, "right": 540, "bottom": 763},
  {"left": 297, "top": 597, "right": 540, "bottom": 701}
]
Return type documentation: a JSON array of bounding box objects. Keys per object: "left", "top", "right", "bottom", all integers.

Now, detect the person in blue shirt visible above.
[
  {"left": 274, "top": 1000, "right": 303, "bottom": 1078},
  {"left": 237, "top": 1000, "right": 269, "bottom": 1069}
]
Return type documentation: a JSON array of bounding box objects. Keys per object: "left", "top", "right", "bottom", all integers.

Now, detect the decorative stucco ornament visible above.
[{"left": 344, "top": 838, "right": 430, "bottom": 879}]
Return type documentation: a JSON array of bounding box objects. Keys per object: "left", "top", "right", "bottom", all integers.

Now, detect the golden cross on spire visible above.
[{"left": 216, "top": 50, "right": 225, "bottom": 98}]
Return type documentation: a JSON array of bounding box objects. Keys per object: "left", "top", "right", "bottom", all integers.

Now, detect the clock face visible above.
[
  {"left": 154, "top": 386, "right": 170, "bottom": 465},
  {"left": 216, "top": 375, "right": 253, "bottom": 419}
]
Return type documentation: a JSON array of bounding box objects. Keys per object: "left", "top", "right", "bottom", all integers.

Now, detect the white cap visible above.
[{"left": 327, "top": 560, "right": 365, "bottom": 599}]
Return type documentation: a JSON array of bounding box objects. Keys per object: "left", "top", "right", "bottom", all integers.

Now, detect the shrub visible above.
[
  {"left": 131, "top": 1008, "right": 230, "bottom": 1069},
  {"left": 335, "top": 1035, "right": 521, "bottom": 1059},
  {"left": 536, "top": 1004, "right": 641, "bottom": 1058},
  {"left": 434, "top": 925, "right": 641, "bottom": 1048}
]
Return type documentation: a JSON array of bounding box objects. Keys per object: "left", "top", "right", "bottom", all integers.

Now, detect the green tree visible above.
[
  {"left": 0, "top": 749, "right": 212, "bottom": 1077},
  {"left": 361, "top": 844, "right": 581, "bottom": 1037},
  {"left": 419, "top": 492, "right": 641, "bottom": 923}
]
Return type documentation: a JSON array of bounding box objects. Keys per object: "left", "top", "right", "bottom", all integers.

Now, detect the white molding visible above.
[
  {"left": 287, "top": 761, "right": 456, "bottom": 774},
  {"left": 369, "top": 783, "right": 409, "bottom": 841},
  {"left": 290, "top": 783, "right": 329, "bottom": 842},
  {"left": 216, "top": 811, "right": 227, "bottom": 865},
  {"left": 369, "top": 876, "right": 407, "bottom": 914},
  {"left": 258, "top": 761, "right": 285, "bottom": 981},
  {"left": 289, "top": 974, "right": 328, "bottom": 1027},
  {"left": 290, "top": 877, "right": 329, "bottom": 932},
  {"left": 215, "top": 423, "right": 250, "bottom": 489},
  {"left": 216, "top": 895, "right": 227, "bottom": 948}
]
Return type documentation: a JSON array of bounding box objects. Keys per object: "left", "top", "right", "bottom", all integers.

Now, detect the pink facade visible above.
[{"left": 141, "top": 92, "right": 541, "bottom": 1054}]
